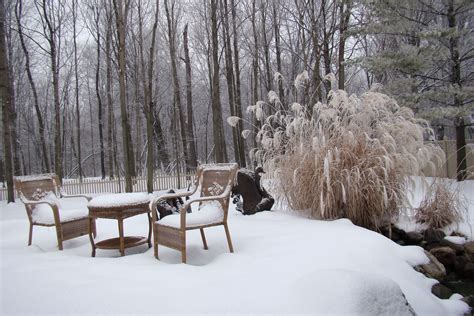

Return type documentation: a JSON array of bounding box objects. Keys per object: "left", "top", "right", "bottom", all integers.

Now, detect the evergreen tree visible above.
[{"left": 358, "top": 0, "right": 474, "bottom": 180}]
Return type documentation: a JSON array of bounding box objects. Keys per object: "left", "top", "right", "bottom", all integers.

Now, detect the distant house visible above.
[{"left": 430, "top": 112, "right": 474, "bottom": 141}]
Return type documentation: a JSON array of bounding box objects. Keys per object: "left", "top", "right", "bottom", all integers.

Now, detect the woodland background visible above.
[{"left": 0, "top": 0, "right": 473, "bottom": 196}]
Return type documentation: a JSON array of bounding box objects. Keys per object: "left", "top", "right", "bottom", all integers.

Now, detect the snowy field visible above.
[{"left": 0, "top": 179, "right": 473, "bottom": 315}]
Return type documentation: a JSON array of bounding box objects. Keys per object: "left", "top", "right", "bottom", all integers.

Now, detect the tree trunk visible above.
[
  {"left": 15, "top": 0, "right": 50, "bottom": 173},
  {"left": 105, "top": 10, "right": 115, "bottom": 179},
  {"left": 250, "top": 0, "right": 259, "bottom": 155},
  {"left": 210, "top": 0, "right": 227, "bottom": 163},
  {"left": 272, "top": 0, "right": 285, "bottom": 106},
  {"left": 164, "top": 0, "right": 189, "bottom": 170},
  {"left": 153, "top": 107, "right": 169, "bottom": 168},
  {"left": 0, "top": 0, "right": 14, "bottom": 201},
  {"left": 230, "top": 0, "right": 246, "bottom": 167},
  {"left": 4, "top": 20, "right": 21, "bottom": 176},
  {"left": 309, "top": 0, "right": 322, "bottom": 105},
  {"left": 183, "top": 24, "right": 197, "bottom": 169},
  {"left": 41, "top": 0, "right": 63, "bottom": 182},
  {"left": 90, "top": 5, "right": 105, "bottom": 179},
  {"left": 260, "top": 1, "right": 272, "bottom": 95},
  {"left": 138, "top": 0, "right": 159, "bottom": 193},
  {"left": 337, "top": 0, "right": 351, "bottom": 90},
  {"left": 112, "top": 0, "right": 134, "bottom": 192},
  {"left": 73, "top": 0, "right": 83, "bottom": 180},
  {"left": 447, "top": 1, "right": 466, "bottom": 181},
  {"left": 321, "top": 0, "right": 332, "bottom": 96},
  {"left": 220, "top": 0, "right": 239, "bottom": 165}
]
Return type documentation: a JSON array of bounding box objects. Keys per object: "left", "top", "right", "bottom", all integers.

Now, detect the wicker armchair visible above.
[
  {"left": 14, "top": 173, "right": 96, "bottom": 250},
  {"left": 150, "top": 163, "right": 238, "bottom": 263}
]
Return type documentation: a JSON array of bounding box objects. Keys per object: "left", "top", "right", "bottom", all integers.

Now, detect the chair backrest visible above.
[
  {"left": 198, "top": 163, "right": 238, "bottom": 214},
  {"left": 13, "top": 173, "right": 60, "bottom": 201}
]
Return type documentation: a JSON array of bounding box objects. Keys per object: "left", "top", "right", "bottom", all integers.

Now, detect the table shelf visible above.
[{"left": 95, "top": 236, "right": 148, "bottom": 250}]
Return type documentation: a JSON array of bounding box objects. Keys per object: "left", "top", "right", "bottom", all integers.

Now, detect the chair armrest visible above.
[
  {"left": 59, "top": 191, "right": 92, "bottom": 201},
  {"left": 21, "top": 199, "right": 61, "bottom": 224},
  {"left": 180, "top": 178, "right": 234, "bottom": 211},
  {"left": 176, "top": 184, "right": 233, "bottom": 227},
  {"left": 149, "top": 191, "right": 194, "bottom": 222},
  {"left": 181, "top": 195, "right": 223, "bottom": 210}
]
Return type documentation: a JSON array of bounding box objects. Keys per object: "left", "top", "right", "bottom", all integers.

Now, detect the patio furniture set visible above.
[{"left": 13, "top": 163, "right": 238, "bottom": 263}]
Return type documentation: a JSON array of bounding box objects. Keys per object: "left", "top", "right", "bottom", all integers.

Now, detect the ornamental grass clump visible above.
[
  {"left": 415, "top": 179, "right": 466, "bottom": 229},
  {"left": 230, "top": 77, "right": 444, "bottom": 231}
]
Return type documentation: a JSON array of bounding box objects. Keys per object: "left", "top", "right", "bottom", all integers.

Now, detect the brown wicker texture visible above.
[
  {"left": 150, "top": 163, "right": 239, "bottom": 263},
  {"left": 87, "top": 198, "right": 151, "bottom": 257},
  {"left": 13, "top": 173, "right": 96, "bottom": 250}
]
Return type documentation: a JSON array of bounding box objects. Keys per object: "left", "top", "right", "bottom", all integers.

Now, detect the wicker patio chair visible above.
[
  {"left": 150, "top": 163, "right": 239, "bottom": 263},
  {"left": 14, "top": 173, "right": 96, "bottom": 250}
]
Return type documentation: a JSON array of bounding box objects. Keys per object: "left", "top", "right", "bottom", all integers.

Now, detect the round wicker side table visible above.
[{"left": 87, "top": 193, "right": 151, "bottom": 257}]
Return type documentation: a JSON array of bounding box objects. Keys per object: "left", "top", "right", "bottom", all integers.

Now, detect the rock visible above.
[
  {"left": 441, "top": 238, "right": 465, "bottom": 254},
  {"left": 445, "top": 272, "right": 459, "bottom": 282},
  {"left": 462, "top": 263, "right": 474, "bottom": 281},
  {"left": 454, "top": 256, "right": 467, "bottom": 272},
  {"left": 461, "top": 295, "right": 474, "bottom": 310},
  {"left": 464, "top": 242, "right": 474, "bottom": 262},
  {"left": 451, "top": 231, "right": 468, "bottom": 238},
  {"left": 424, "top": 229, "right": 446, "bottom": 244},
  {"left": 382, "top": 225, "right": 407, "bottom": 241},
  {"left": 419, "top": 240, "right": 428, "bottom": 248},
  {"left": 405, "top": 231, "right": 423, "bottom": 245},
  {"left": 426, "top": 243, "right": 442, "bottom": 251},
  {"left": 431, "top": 283, "right": 453, "bottom": 299},
  {"left": 430, "top": 247, "right": 456, "bottom": 268},
  {"left": 416, "top": 250, "right": 446, "bottom": 280}
]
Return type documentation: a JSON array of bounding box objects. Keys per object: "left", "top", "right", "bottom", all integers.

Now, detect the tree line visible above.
[{"left": 1, "top": 0, "right": 472, "bottom": 202}]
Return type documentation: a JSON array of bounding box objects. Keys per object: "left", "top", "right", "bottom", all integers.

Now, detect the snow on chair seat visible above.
[
  {"left": 158, "top": 201, "right": 224, "bottom": 229},
  {"left": 31, "top": 192, "right": 89, "bottom": 225}
]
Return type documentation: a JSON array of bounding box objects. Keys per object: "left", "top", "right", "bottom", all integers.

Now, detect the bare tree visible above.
[
  {"left": 230, "top": 0, "right": 246, "bottom": 167},
  {"left": 337, "top": 0, "right": 352, "bottom": 90},
  {"left": 112, "top": 0, "right": 134, "bottom": 191},
  {"left": 164, "top": 0, "right": 189, "bottom": 169},
  {"left": 0, "top": 0, "right": 14, "bottom": 202},
  {"left": 182, "top": 23, "right": 197, "bottom": 169},
  {"left": 105, "top": 6, "right": 116, "bottom": 179},
  {"left": 137, "top": 0, "right": 159, "bottom": 192},
  {"left": 210, "top": 0, "right": 227, "bottom": 163},
  {"left": 15, "top": 0, "right": 50, "bottom": 173},
  {"left": 272, "top": 0, "right": 285, "bottom": 105},
  {"left": 35, "top": 0, "right": 64, "bottom": 181},
  {"left": 220, "top": 0, "right": 240, "bottom": 164}
]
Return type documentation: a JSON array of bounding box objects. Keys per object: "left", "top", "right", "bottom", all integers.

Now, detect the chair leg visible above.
[
  {"left": 223, "top": 223, "right": 234, "bottom": 253},
  {"left": 28, "top": 223, "right": 33, "bottom": 246},
  {"left": 92, "top": 219, "right": 97, "bottom": 238},
  {"left": 200, "top": 228, "right": 208, "bottom": 250},
  {"left": 153, "top": 223, "right": 159, "bottom": 259},
  {"left": 88, "top": 217, "right": 96, "bottom": 257},
  {"left": 181, "top": 249, "right": 186, "bottom": 264},
  {"left": 181, "top": 233, "right": 187, "bottom": 263},
  {"left": 56, "top": 225, "right": 63, "bottom": 250}
]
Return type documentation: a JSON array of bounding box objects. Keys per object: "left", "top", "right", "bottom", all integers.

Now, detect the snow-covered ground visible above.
[{"left": 0, "top": 179, "right": 473, "bottom": 315}]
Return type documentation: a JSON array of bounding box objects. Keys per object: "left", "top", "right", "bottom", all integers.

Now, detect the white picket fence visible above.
[{"left": 0, "top": 172, "right": 195, "bottom": 201}]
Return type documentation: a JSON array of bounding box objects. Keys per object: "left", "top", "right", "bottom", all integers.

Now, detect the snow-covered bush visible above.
[
  {"left": 230, "top": 80, "right": 444, "bottom": 230},
  {"left": 415, "top": 179, "right": 467, "bottom": 229}
]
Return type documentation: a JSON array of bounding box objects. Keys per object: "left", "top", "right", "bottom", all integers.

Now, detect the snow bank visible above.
[
  {"left": 291, "top": 269, "right": 414, "bottom": 315},
  {"left": 0, "top": 195, "right": 470, "bottom": 314}
]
